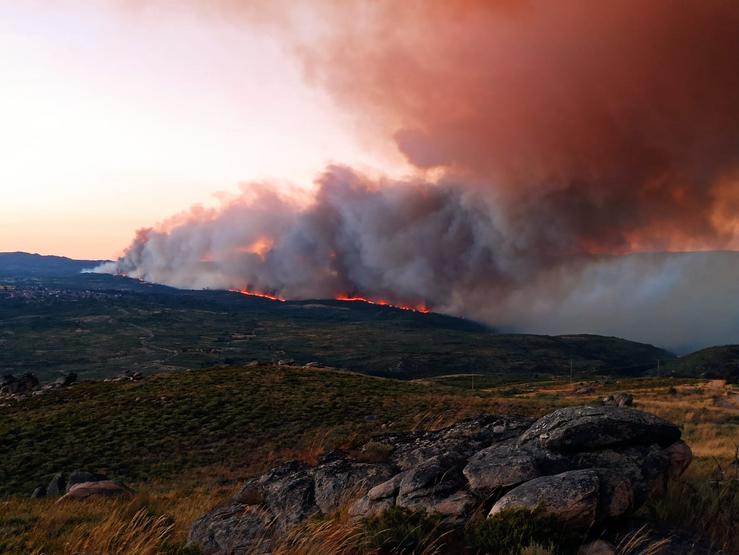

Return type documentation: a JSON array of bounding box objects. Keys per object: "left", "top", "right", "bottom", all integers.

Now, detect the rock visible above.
[
  {"left": 189, "top": 406, "right": 691, "bottom": 553},
  {"left": 59, "top": 480, "right": 133, "bottom": 501},
  {"left": 665, "top": 441, "right": 692, "bottom": 478},
  {"left": 578, "top": 539, "right": 616, "bottom": 555},
  {"left": 189, "top": 504, "right": 274, "bottom": 555},
  {"left": 258, "top": 462, "right": 319, "bottom": 531},
  {"left": 602, "top": 393, "right": 634, "bottom": 407},
  {"left": 66, "top": 470, "right": 109, "bottom": 491},
  {"left": 47, "top": 472, "right": 66, "bottom": 496},
  {"left": 490, "top": 469, "right": 601, "bottom": 528},
  {"left": 53, "top": 372, "right": 77, "bottom": 387},
  {"left": 575, "top": 386, "right": 595, "bottom": 395},
  {"left": 31, "top": 486, "right": 46, "bottom": 498},
  {"left": 0, "top": 373, "right": 39, "bottom": 395},
  {"left": 519, "top": 406, "right": 680, "bottom": 452},
  {"left": 313, "top": 458, "right": 393, "bottom": 514},
  {"left": 463, "top": 440, "right": 568, "bottom": 492},
  {"left": 387, "top": 415, "right": 532, "bottom": 471}
]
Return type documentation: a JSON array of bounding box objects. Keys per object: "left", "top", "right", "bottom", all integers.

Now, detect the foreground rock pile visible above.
[{"left": 189, "top": 406, "right": 691, "bottom": 554}]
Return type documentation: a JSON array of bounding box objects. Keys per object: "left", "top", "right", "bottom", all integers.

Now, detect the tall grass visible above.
[{"left": 63, "top": 508, "right": 173, "bottom": 555}]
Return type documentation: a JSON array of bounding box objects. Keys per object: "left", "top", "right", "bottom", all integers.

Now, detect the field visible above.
[{"left": 1, "top": 365, "right": 737, "bottom": 554}]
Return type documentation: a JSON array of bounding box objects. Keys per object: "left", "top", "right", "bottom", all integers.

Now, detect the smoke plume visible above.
[{"left": 102, "top": 1, "right": 739, "bottom": 351}]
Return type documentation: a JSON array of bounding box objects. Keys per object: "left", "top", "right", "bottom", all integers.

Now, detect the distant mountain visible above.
[
  {"left": 0, "top": 252, "right": 109, "bottom": 277},
  {"left": 664, "top": 345, "right": 739, "bottom": 382}
]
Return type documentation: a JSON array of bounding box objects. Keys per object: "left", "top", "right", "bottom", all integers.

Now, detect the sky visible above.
[{"left": 0, "top": 2, "right": 397, "bottom": 259}]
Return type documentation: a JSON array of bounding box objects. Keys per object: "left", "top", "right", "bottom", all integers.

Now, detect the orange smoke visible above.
[
  {"left": 290, "top": 0, "right": 739, "bottom": 253},
  {"left": 239, "top": 236, "right": 275, "bottom": 259}
]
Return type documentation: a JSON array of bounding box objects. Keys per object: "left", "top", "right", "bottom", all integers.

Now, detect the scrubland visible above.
[{"left": 0, "top": 365, "right": 736, "bottom": 554}]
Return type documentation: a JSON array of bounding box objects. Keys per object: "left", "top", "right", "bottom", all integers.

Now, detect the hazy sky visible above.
[{"left": 0, "top": 2, "right": 395, "bottom": 259}]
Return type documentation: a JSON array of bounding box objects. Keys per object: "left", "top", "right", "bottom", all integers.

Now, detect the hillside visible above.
[
  {"left": 664, "top": 345, "right": 739, "bottom": 382},
  {"left": 0, "top": 262, "right": 674, "bottom": 381},
  {"left": 0, "top": 252, "right": 107, "bottom": 277}
]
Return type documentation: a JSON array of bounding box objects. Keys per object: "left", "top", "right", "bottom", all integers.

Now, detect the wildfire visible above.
[
  {"left": 335, "top": 294, "right": 430, "bottom": 314},
  {"left": 230, "top": 289, "right": 286, "bottom": 302}
]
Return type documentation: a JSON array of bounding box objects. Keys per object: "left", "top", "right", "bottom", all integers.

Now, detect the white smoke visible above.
[{"left": 96, "top": 166, "right": 739, "bottom": 353}]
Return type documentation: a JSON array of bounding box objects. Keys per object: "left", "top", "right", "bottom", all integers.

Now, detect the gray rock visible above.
[
  {"left": 31, "top": 486, "right": 46, "bottom": 498},
  {"left": 53, "top": 372, "right": 77, "bottom": 387},
  {"left": 348, "top": 473, "right": 405, "bottom": 518},
  {"left": 463, "top": 440, "right": 569, "bottom": 492},
  {"left": 489, "top": 469, "right": 601, "bottom": 529},
  {"left": 387, "top": 415, "right": 531, "bottom": 471},
  {"left": 313, "top": 458, "right": 393, "bottom": 514},
  {"left": 189, "top": 504, "right": 275, "bottom": 555},
  {"left": 258, "top": 462, "right": 319, "bottom": 532},
  {"left": 519, "top": 406, "right": 680, "bottom": 452},
  {"left": 602, "top": 393, "right": 634, "bottom": 407},
  {"left": 47, "top": 472, "right": 66, "bottom": 496},
  {"left": 67, "top": 470, "right": 108, "bottom": 491}
]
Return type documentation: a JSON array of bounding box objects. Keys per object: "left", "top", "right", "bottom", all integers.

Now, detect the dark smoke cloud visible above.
[{"left": 101, "top": 1, "right": 739, "bottom": 350}]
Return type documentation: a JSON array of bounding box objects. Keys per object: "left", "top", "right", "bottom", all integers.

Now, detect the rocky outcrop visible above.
[
  {"left": 1, "top": 373, "right": 39, "bottom": 396},
  {"left": 602, "top": 392, "right": 634, "bottom": 407},
  {"left": 189, "top": 407, "right": 691, "bottom": 555}
]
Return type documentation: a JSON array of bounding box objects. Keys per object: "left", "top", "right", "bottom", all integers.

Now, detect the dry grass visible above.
[
  {"left": 62, "top": 507, "right": 172, "bottom": 555},
  {"left": 615, "top": 525, "right": 672, "bottom": 555},
  {"left": 0, "top": 483, "right": 234, "bottom": 554}
]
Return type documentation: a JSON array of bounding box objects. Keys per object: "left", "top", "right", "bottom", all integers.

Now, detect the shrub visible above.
[
  {"left": 362, "top": 507, "right": 445, "bottom": 554},
  {"left": 465, "top": 508, "right": 580, "bottom": 555}
]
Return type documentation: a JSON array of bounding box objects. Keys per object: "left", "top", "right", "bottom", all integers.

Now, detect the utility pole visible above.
[
  {"left": 471, "top": 374, "right": 475, "bottom": 392},
  {"left": 569, "top": 359, "right": 573, "bottom": 386},
  {"left": 657, "top": 359, "right": 661, "bottom": 378}
]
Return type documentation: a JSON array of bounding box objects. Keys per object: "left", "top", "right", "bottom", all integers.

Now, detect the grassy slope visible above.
[
  {"left": 664, "top": 345, "right": 739, "bottom": 382},
  {"left": 0, "top": 365, "right": 522, "bottom": 497}
]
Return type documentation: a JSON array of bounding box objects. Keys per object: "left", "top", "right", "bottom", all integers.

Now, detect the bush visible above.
[
  {"left": 465, "top": 508, "right": 580, "bottom": 555},
  {"left": 362, "top": 507, "right": 445, "bottom": 554}
]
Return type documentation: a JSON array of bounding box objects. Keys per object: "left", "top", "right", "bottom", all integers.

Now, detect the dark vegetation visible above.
[
  {"left": 664, "top": 345, "right": 739, "bottom": 382},
  {"left": 0, "top": 364, "right": 518, "bottom": 497},
  {"left": 0, "top": 252, "right": 678, "bottom": 382}
]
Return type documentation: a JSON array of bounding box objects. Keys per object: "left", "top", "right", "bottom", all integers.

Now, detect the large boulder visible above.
[
  {"left": 518, "top": 406, "right": 681, "bottom": 452},
  {"left": 489, "top": 469, "right": 601, "bottom": 528},
  {"left": 46, "top": 472, "right": 66, "bottom": 496},
  {"left": 463, "top": 440, "right": 568, "bottom": 492},
  {"left": 313, "top": 457, "right": 393, "bottom": 514},
  {"left": 190, "top": 505, "right": 274, "bottom": 555},
  {"left": 189, "top": 406, "right": 691, "bottom": 554}
]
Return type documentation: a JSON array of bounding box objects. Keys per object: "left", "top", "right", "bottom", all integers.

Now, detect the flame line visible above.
[{"left": 335, "top": 294, "right": 430, "bottom": 314}]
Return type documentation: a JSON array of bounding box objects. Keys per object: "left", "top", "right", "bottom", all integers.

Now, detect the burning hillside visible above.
[{"left": 97, "top": 1, "right": 739, "bottom": 351}]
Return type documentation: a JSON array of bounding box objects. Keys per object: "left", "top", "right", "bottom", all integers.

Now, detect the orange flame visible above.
[
  {"left": 239, "top": 236, "right": 275, "bottom": 259},
  {"left": 230, "top": 288, "right": 286, "bottom": 302},
  {"left": 335, "top": 294, "right": 430, "bottom": 314}
]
